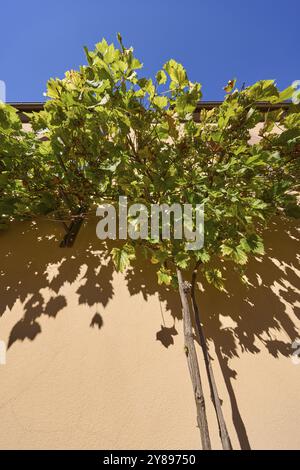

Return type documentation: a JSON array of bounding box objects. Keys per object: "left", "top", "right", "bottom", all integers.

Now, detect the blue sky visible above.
[{"left": 1, "top": 0, "right": 299, "bottom": 102}]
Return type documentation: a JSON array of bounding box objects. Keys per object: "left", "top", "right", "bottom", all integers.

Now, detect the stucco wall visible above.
[{"left": 0, "top": 215, "right": 299, "bottom": 450}]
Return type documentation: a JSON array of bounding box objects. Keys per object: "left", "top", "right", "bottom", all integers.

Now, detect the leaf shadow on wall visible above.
[
  {"left": 0, "top": 219, "right": 114, "bottom": 349},
  {"left": 0, "top": 216, "right": 299, "bottom": 450},
  {"left": 124, "top": 216, "right": 300, "bottom": 450}
]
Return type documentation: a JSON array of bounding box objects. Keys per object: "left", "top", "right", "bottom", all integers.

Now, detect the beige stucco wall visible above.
[{"left": 0, "top": 214, "right": 299, "bottom": 450}]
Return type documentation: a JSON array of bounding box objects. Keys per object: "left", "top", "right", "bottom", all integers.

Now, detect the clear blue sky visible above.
[{"left": 1, "top": 0, "right": 299, "bottom": 102}]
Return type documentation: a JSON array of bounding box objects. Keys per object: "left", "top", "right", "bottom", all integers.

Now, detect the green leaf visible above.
[
  {"left": 152, "top": 96, "right": 168, "bottom": 109},
  {"left": 95, "top": 38, "right": 109, "bottom": 55},
  {"left": 103, "top": 44, "right": 118, "bottom": 64},
  {"left": 174, "top": 252, "right": 190, "bottom": 269},
  {"left": 246, "top": 80, "right": 279, "bottom": 102},
  {"left": 139, "top": 78, "right": 155, "bottom": 98},
  {"left": 273, "top": 85, "right": 295, "bottom": 103},
  {"left": 156, "top": 70, "right": 167, "bottom": 85},
  {"left": 111, "top": 244, "right": 135, "bottom": 273},
  {"left": 175, "top": 93, "right": 196, "bottom": 114},
  {"left": 150, "top": 249, "right": 168, "bottom": 265},
  {"left": 232, "top": 246, "right": 248, "bottom": 265},
  {"left": 131, "top": 57, "right": 143, "bottom": 69},
  {"left": 157, "top": 268, "right": 172, "bottom": 285},
  {"left": 245, "top": 155, "right": 266, "bottom": 167},
  {"left": 175, "top": 83, "right": 201, "bottom": 115},
  {"left": 164, "top": 59, "right": 188, "bottom": 87},
  {"left": 195, "top": 250, "right": 210, "bottom": 263},
  {"left": 252, "top": 240, "right": 264, "bottom": 255},
  {"left": 46, "top": 79, "right": 62, "bottom": 99},
  {"left": 251, "top": 199, "right": 268, "bottom": 210},
  {"left": 205, "top": 269, "right": 225, "bottom": 291},
  {"left": 220, "top": 245, "right": 233, "bottom": 256},
  {"left": 240, "top": 235, "right": 265, "bottom": 255},
  {"left": 165, "top": 114, "right": 179, "bottom": 139}
]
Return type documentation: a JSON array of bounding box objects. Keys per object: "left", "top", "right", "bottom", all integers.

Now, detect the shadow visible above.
[
  {"left": 44, "top": 295, "right": 67, "bottom": 318},
  {"left": 0, "top": 219, "right": 114, "bottom": 349},
  {"left": 122, "top": 217, "right": 300, "bottom": 449},
  {"left": 186, "top": 217, "right": 300, "bottom": 449},
  {"left": 125, "top": 249, "right": 182, "bottom": 322},
  {"left": 8, "top": 318, "right": 42, "bottom": 349},
  {"left": 156, "top": 324, "right": 178, "bottom": 348},
  {"left": 90, "top": 313, "right": 104, "bottom": 329},
  {"left": 216, "top": 346, "right": 251, "bottom": 450},
  {"left": 197, "top": 217, "right": 300, "bottom": 358}
]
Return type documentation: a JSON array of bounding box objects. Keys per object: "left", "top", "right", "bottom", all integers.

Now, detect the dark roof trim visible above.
[
  {"left": 193, "top": 101, "right": 292, "bottom": 122},
  {"left": 8, "top": 101, "right": 292, "bottom": 123},
  {"left": 8, "top": 102, "right": 44, "bottom": 123},
  {"left": 9, "top": 102, "right": 45, "bottom": 112}
]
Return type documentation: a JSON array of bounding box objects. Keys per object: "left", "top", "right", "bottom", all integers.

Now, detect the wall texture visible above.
[{"left": 0, "top": 214, "right": 299, "bottom": 450}]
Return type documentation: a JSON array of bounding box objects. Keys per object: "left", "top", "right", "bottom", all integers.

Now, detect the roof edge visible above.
[{"left": 7, "top": 101, "right": 293, "bottom": 123}]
